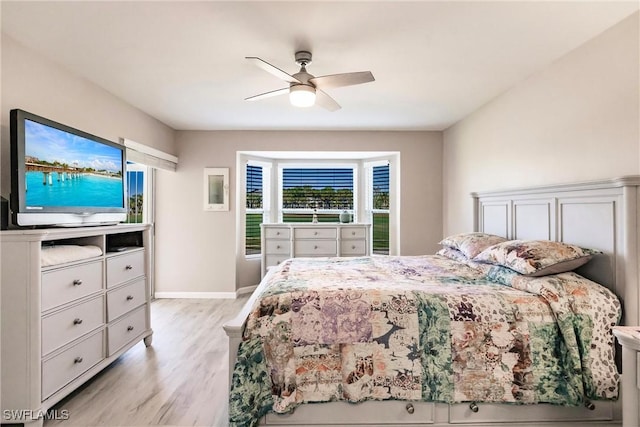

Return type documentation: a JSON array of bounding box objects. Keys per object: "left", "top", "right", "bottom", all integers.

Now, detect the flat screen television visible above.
[{"left": 10, "top": 109, "right": 127, "bottom": 227}]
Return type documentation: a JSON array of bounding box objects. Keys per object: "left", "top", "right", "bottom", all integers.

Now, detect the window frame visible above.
[
  {"left": 365, "top": 160, "right": 390, "bottom": 255},
  {"left": 244, "top": 160, "right": 271, "bottom": 258},
  {"left": 125, "top": 162, "right": 151, "bottom": 224},
  {"left": 237, "top": 152, "right": 399, "bottom": 260}
]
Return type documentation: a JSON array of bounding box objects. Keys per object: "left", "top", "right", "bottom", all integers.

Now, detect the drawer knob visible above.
[
  {"left": 585, "top": 400, "right": 595, "bottom": 411},
  {"left": 72, "top": 279, "right": 83, "bottom": 286},
  {"left": 352, "top": 245, "right": 356, "bottom": 250},
  {"left": 126, "top": 295, "right": 134, "bottom": 301},
  {"left": 127, "top": 325, "right": 135, "bottom": 332},
  {"left": 276, "top": 245, "right": 281, "bottom": 249},
  {"left": 74, "top": 357, "right": 83, "bottom": 364},
  {"left": 125, "top": 265, "right": 133, "bottom": 270},
  {"left": 314, "top": 231, "right": 318, "bottom": 235},
  {"left": 352, "top": 231, "right": 356, "bottom": 235},
  {"left": 406, "top": 403, "right": 414, "bottom": 414},
  {"left": 276, "top": 232, "right": 280, "bottom": 235},
  {"left": 314, "top": 245, "right": 318, "bottom": 250},
  {"left": 73, "top": 318, "right": 83, "bottom": 325},
  {"left": 469, "top": 402, "right": 479, "bottom": 413}
]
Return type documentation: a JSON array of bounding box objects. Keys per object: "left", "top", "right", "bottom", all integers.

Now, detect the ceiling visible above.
[{"left": 1, "top": 1, "right": 638, "bottom": 131}]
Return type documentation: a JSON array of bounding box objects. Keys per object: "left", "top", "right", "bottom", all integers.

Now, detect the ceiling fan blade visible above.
[
  {"left": 315, "top": 89, "right": 341, "bottom": 112},
  {"left": 245, "top": 87, "right": 289, "bottom": 102},
  {"left": 246, "top": 57, "right": 301, "bottom": 84},
  {"left": 309, "top": 71, "right": 374, "bottom": 90}
]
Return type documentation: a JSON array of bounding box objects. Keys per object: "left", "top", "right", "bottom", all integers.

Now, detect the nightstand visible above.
[{"left": 613, "top": 326, "right": 640, "bottom": 427}]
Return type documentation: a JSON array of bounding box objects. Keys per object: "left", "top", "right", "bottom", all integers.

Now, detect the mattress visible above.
[{"left": 229, "top": 255, "right": 621, "bottom": 427}]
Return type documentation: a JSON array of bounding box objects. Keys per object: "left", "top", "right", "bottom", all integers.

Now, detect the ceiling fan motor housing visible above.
[{"left": 295, "top": 51, "right": 312, "bottom": 66}]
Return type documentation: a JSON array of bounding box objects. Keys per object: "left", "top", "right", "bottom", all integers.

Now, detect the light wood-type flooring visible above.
[{"left": 45, "top": 297, "right": 248, "bottom": 427}]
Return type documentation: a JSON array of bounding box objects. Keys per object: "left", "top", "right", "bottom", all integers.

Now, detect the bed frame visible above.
[{"left": 224, "top": 176, "right": 640, "bottom": 426}]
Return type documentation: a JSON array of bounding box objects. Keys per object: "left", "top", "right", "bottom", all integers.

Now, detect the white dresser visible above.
[
  {"left": 613, "top": 326, "right": 640, "bottom": 427},
  {"left": 1, "top": 224, "right": 153, "bottom": 427},
  {"left": 261, "top": 223, "right": 371, "bottom": 276}
]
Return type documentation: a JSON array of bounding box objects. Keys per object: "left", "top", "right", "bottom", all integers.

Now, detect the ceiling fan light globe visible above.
[{"left": 289, "top": 85, "right": 316, "bottom": 108}]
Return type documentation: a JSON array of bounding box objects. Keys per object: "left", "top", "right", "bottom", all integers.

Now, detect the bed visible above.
[{"left": 224, "top": 176, "right": 640, "bottom": 427}]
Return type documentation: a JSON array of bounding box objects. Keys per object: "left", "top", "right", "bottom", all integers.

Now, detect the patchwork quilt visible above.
[{"left": 229, "top": 255, "right": 621, "bottom": 427}]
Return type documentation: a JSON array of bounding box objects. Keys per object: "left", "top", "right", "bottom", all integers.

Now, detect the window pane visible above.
[
  {"left": 246, "top": 164, "right": 264, "bottom": 255},
  {"left": 246, "top": 212, "right": 262, "bottom": 255},
  {"left": 372, "top": 164, "right": 389, "bottom": 255},
  {"left": 373, "top": 164, "right": 389, "bottom": 210},
  {"left": 246, "top": 165, "right": 263, "bottom": 209},
  {"left": 373, "top": 212, "right": 389, "bottom": 255},
  {"left": 283, "top": 168, "right": 354, "bottom": 210},
  {"left": 126, "top": 169, "right": 144, "bottom": 224}
]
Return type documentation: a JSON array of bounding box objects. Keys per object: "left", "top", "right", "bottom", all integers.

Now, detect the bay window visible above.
[{"left": 240, "top": 152, "right": 397, "bottom": 258}]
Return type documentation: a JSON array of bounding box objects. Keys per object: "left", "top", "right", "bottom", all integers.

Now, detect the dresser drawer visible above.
[
  {"left": 294, "top": 240, "right": 337, "bottom": 256},
  {"left": 265, "top": 400, "right": 435, "bottom": 424},
  {"left": 42, "top": 330, "right": 104, "bottom": 399},
  {"left": 42, "top": 260, "right": 103, "bottom": 311},
  {"left": 341, "top": 227, "right": 367, "bottom": 239},
  {"left": 265, "top": 255, "right": 290, "bottom": 269},
  {"left": 294, "top": 227, "right": 337, "bottom": 239},
  {"left": 265, "top": 240, "right": 291, "bottom": 255},
  {"left": 340, "top": 240, "right": 367, "bottom": 256},
  {"left": 264, "top": 227, "right": 290, "bottom": 239},
  {"left": 42, "top": 296, "right": 105, "bottom": 356},
  {"left": 106, "top": 250, "right": 145, "bottom": 288},
  {"left": 107, "top": 279, "right": 146, "bottom": 322},
  {"left": 108, "top": 306, "right": 147, "bottom": 356}
]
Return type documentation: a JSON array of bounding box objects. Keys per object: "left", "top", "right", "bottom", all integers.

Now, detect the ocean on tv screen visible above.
[{"left": 25, "top": 171, "right": 124, "bottom": 208}]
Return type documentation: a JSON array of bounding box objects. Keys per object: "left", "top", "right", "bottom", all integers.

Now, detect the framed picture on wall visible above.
[{"left": 204, "top": 167, "right": 229, "bottom": 211}]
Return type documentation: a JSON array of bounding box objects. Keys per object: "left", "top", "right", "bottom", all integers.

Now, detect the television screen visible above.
[
  {"left": 24, "top": 119, "right": 124, "bottom": 209},
  {"left": 10, "top": 109, "right": 127, "bottom": 227}
]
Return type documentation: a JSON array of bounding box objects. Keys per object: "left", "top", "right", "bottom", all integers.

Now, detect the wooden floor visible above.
[{"left": 45, "top": 297, "right": 248, "bottom": 427}]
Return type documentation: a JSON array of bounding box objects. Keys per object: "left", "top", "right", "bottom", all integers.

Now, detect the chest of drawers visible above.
[
  {"left": 261, "top": 223, "right": 371, "bottom": 276},
  {"left": 1, "top": 225, "right": 153, "bottom": 427}
]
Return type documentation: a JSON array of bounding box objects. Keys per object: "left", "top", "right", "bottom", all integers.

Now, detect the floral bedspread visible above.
[{"left": 229, "top": 255, "right": 621, "bottom": 427}]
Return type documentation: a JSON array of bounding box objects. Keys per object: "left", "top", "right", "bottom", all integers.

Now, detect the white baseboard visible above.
[
  {"left": 154, "top": 292, "right": 236, "bottom": 299},
  {"left": 236, "top": 285, "right": 257, "bottom": 296}
]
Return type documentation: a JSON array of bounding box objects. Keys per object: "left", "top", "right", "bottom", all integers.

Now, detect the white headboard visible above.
[{"left": 472, "top": 176, "right": 640, "bottom": 326}]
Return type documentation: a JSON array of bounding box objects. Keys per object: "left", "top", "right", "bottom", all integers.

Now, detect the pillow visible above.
[
  {"left": 436, "top": 247, "right": 469, "bottom": 262},
  {"left": 473, "top": 240, "right": 596, "bottom": 277},
  {"left": 439, "top": 232, "right": 508, "bottom": 259}
]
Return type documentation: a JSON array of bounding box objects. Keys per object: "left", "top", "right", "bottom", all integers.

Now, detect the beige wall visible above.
[
  {"left": 6, "top": 11, "right": 636, "bottom": 295},
  {"left": 0, "top": 34, "right": 176, "bottom": 198},
  {"left": 442, "top": 12, "right": 640, "bottom": 235},
  {"left": 155, "top": 131, "right": 443, "bottom": 293}
]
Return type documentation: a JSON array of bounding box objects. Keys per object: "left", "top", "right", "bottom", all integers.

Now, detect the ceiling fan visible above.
[{"left": 245, "top": 51, "right": 375, "bottom": 111}]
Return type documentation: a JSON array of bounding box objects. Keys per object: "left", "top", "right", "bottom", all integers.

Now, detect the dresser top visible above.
[
  {"left": 261, "top": 223, "right": 370, "bottom": 227},
  {"left": 0, "top": 223, "right": 150, "bottom": 242}
]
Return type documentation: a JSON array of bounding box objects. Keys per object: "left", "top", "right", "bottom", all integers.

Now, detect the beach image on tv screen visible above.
[{"left": 23, "top": 119, "right": 124, "bottom": 209}]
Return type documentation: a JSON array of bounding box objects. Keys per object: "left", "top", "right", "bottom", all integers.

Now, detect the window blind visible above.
[
  {"left": 373, "top": 164, "right": 390, "bottom": 210},
  {"left": 246, "top": 164, "right": 263, "bottom": 255},
  {"left": 282, "top": 168, "right": 354, "bottom": 209},
  {"left": 122, "top": 138, "right": 178, "bottom": 171},
  {"left": 246, "top": 164, "right": 263, "bottom": 209}
]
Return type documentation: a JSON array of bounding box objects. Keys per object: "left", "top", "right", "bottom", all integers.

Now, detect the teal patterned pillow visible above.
[
  {"left": 439, "top": 232, "right": 508, "bottom": 259},
  {"left": 473, "top": 240, "right": 596, "bottom": 277}
]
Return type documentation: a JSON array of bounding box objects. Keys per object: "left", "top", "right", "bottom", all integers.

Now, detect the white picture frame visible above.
[{"left": 204, "top": 167, "right": 229, "bottom": 211}]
